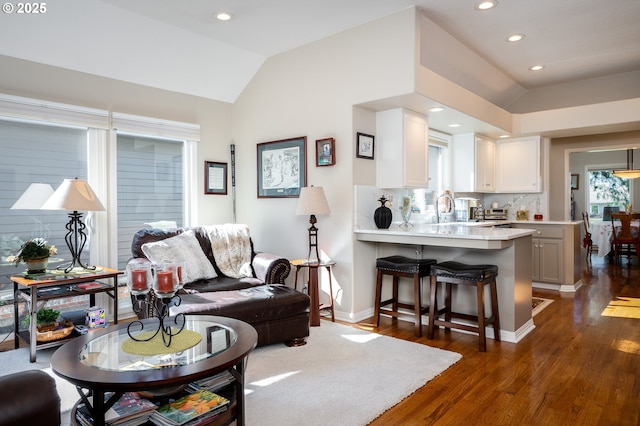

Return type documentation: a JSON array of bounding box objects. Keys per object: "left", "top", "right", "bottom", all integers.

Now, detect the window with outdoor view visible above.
[{"left": 588, "top": 170, "right": 630, "bottom": 218}]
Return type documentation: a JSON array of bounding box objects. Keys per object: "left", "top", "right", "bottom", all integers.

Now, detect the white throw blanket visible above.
[{"left": 205, "top": 224, "right": 253, "bottom": 278}]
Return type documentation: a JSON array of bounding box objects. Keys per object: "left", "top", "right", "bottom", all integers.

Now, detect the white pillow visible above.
[{"left": 141, "top": 230, "right": 217, "bottom": 283}]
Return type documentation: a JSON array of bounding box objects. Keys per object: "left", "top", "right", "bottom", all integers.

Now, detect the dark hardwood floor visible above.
[{"left": 353, "top": 255, "right": 640, "bottom": 426}]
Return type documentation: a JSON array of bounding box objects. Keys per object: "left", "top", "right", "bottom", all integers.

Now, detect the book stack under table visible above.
[
  {"left": 74, "top": 371, "right": 234, "bottom": 426},
  {"left": 149, "top": 390, "right": 230, "bottom": 426},
  {"left": 75, "top": 392, "right": 157, "bottom": 426}
]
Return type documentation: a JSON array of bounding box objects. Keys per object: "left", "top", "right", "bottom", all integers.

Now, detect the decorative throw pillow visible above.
[{"left": 141, "top": 230, "right": 217, "bottom": 283}]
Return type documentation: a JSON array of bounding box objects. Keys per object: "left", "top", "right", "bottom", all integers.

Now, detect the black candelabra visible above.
[{"left": 128, "top": 293, "right": 185, "bottom": 347}]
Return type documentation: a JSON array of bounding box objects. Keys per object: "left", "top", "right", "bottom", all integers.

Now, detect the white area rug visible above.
[
  {"left": 245, "top": 321, "right": 461, "bottom": 425},
  {"left": 0, "top": 321, "right": 462, "bottom": 426}
]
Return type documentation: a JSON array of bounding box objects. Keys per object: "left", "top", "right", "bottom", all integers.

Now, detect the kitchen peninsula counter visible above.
[
  {"left": 354, "top": 223, "right": 537, "bottom": 344},
  {"left": 355, "top": 223, "right": 535, "bottom": 249}
]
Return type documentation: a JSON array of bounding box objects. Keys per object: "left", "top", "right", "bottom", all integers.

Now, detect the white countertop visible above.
[
  {"left": 355, "top": 223, "right": 536, "bottom": 250},
  {"left": 507, "top": 220, "right": 582, "bottom": 225},
  {"left": 354, "top": 220, "right": 580, "bottom": 250},
  {"left": 356, "top": 223, "right": 534, "bottom": 240}
]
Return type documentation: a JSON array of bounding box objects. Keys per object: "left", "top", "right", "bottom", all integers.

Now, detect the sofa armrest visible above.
[
  {"left": 0, "top": 370, "right": 60, "bottom": 426},
  {"left": 252, "top": 252, "right": 291, "bottom": 284}
]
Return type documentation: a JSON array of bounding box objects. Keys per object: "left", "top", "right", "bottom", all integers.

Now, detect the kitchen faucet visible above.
[{"left": 435, "top": 191, "right": 456, "bottom": 223}]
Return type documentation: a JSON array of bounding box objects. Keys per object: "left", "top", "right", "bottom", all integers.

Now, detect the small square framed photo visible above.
[
  {"left": 570, "top": 174, "right": 579, "bottom": 190},
  {"left": 316, "top": 138, "right": 335, "bottom": 166},
  {"left": 204, "top": 161, "right": 228, "bottom": 195},
  {"left": 356, "top": 132, "right": 375, "bottom": 159}
]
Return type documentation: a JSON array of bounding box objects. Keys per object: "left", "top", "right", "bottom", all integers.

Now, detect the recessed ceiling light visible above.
[
  {"left": 429, "top": 107, "right": 444, "bottom": 112},
  {"left": 475, "top": 0, "right": 498, "bottom": 11},
  {"left": 448, "top": 123, "right": 462, "bottom": 128},
  {"left": 499, "top": 135, "right": 510, "bottom": 138},
  {"left": 507, "top": 34, "right": 525, "bottom": 42},
  {"left": 215, "top": 12, "right": 234, "bottom": 21},
  {"left": 529, "top": 65, "right": 545, "bottom": 71}
]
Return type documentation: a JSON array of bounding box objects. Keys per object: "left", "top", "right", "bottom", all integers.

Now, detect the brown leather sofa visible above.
[
  {"left": 0, "top": 370, "right": 61, "bottom": 426},
  {"left": 130, "top": 227, "right": 310, "bottom": 346}
]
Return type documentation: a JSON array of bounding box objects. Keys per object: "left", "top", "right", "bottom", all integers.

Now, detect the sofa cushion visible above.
[
  {"left": 184, "top": 276, "right": 264, "bottom": 293},
  {"left": 170, "top": 285, "right": 310, "bottom": 324},
  {"left": 141, "top": 230, "right": 217, "bottom": 283}
]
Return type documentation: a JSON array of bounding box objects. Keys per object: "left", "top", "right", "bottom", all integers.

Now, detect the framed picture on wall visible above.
[
  {"left": 257, "top": 136, "right": 307, "bottom": 198},
  {"left": 204, "top": 161, "right": 228, "bottom": 195},
  {"left": 356, "top": 132, "right": 374, "bottom": 159},
  {"left": 570, "top": 174, "right": 579, "bottom": 190},
  {"left": 316, "top": 137, "right": 335, "bottom": 166}
]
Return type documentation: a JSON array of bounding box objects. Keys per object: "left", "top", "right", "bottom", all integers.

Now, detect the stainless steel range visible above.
[{"left": 484, "top": 208, "right": 508, "bottom": 221}]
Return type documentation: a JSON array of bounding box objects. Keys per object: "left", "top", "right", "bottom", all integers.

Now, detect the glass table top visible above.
[{"left": 79, "top": 318, "right": 237, "bottom": 372}]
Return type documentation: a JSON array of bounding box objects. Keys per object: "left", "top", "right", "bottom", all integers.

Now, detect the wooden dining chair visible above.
[
  {"left": 582, "top": 211, "right": 594, "bottom": 261},
  {"left": 610, "top": 212, "right": 640, "bottom": 264}
]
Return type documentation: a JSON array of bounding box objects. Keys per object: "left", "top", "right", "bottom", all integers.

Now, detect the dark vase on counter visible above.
[{"left": 374, "top": 196, "right": 393, "bottom": 229}]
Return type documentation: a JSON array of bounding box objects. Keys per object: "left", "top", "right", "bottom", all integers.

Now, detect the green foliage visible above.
[
  {"left": 10, "top": 238, "right": 57, "bottom": 265},
  {"left": 589, "top": 171, "right": 629, "bottom": 206},
  {"left": 36, "top": 307, "right": 60, "bottom": 325}
]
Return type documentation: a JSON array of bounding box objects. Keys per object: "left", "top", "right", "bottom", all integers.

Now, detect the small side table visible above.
[
  {"left": 10, "top": 267, "right": 122, "bottom": 362},
  {"left": 290, "top": 259, "right": 336, "bottom": 326}
]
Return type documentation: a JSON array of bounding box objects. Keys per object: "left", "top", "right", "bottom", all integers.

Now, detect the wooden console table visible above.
[{"left": 10, "top": 267, "right": 122, "bottom": 362}]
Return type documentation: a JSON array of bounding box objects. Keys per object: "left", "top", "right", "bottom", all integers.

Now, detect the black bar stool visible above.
[
  {"left": 428, "top": 261, "right": 500, "bottom": 352},
  {"left": 374, "top": 255, "right": 437, "bottom": 337}
]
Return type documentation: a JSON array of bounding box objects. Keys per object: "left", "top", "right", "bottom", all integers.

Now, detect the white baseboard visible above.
[{"left": 533, "top": 279, "right": 583, "bottom": 293}]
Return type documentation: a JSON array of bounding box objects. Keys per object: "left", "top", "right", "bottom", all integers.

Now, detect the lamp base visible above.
[
  {"left": 57, "top": 260, "right": 97, "bottom": 274},
  {"left": 59, "top": 210, "right": 97, "bottom": 273}
]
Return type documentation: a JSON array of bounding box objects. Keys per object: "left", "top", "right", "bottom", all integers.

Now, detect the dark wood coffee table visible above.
[{"left": 51, "top": 315, "right": 257, "bottom": 426}]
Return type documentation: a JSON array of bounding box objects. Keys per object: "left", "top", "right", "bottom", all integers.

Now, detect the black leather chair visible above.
[{"left": 0, "top": 370, "right": 61, "bottom": 426}]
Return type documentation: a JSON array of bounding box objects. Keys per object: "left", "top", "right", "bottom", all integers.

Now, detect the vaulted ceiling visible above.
[
  {"left": 95, "top": 0, "right": 640, "bottom": 112},
  {"left": 1, "top": 0, "right": 639, "bottom": 125}
]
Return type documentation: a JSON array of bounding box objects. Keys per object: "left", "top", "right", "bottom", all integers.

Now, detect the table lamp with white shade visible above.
[
  {"left": 295, "top": 185, "right": 330, "bottom": 264},
  {"left": 11, "top": 183, "right": 55, "bottom": 239},
  {"left": 41, "top": 177, "right": 105, "bottom": 273},
  {"left": 11, "top": 183, "right": 55, "bottom": 210}
]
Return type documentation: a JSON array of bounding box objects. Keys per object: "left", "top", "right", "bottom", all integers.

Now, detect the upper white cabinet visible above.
[
  {"left": 452, "top": 133, "right": 495, "bottom": 193},
  {"left": 376, "top": 108, "right": 429, "bottom": 188},
  {"left": 496, "top": 136, "right": 541, "bottom": 192}
]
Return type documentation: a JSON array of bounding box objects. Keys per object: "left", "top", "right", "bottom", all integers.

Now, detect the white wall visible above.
[{"left": 232, "top": 8, "right": 417, "bottom": 320}]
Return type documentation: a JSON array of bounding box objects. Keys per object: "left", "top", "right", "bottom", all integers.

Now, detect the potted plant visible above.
[
  {"left": 8, "top": 238, "right": 57, "bottom": 274},
  {"left": 36, "top": 307, "right": 61, "bottom": 332}
]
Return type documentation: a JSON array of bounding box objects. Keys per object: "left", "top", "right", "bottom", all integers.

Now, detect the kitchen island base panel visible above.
[{"left": 356, "top": 235, "right": 533, "bottom": 341}]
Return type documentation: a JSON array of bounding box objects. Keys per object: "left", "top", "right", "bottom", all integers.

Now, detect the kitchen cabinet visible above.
[
  {"left": 376, "top": 108, "right": 428, "bottom": 188},
  {"left": 496, "top": 136, "right": 541, "bottom": 192},
  {"left": 534, "top": 235, "right": 564, "bottom": 284},
  {"left": 451, "top": 133, "right": 495, "bottom": 192},
  {"left": 511, "top": 222, "right": 581, "bottom": 291}
]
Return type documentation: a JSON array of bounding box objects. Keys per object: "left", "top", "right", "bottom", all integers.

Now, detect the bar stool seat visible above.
[
  {"left": 374, "top": 255, "right": 437, "bottom": 337},
  {"left": 428, "top": 261, "right": 500, "bottom": 352}
]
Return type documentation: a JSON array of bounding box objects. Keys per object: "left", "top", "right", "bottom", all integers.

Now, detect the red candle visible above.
[
  {"left": 131, "top": 269, "right": 148, "bottom": 291},
  {"left": 156, "top": 270, "right": 174, "bottom": 293},
  {"left": 176, "top": 265, "right": 183, "bottom": 283}
]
